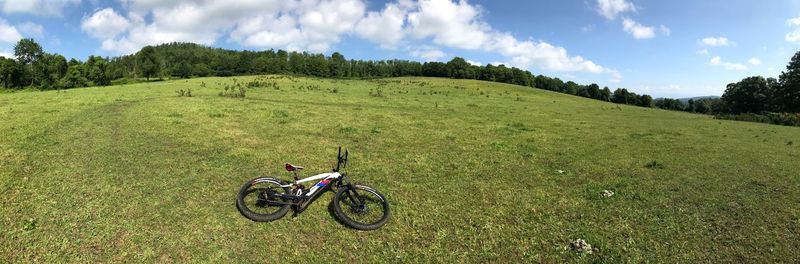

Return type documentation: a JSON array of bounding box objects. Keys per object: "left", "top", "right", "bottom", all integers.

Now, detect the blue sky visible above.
[{"left": 1, "top": 0, "right": 800, "bottom": 98}]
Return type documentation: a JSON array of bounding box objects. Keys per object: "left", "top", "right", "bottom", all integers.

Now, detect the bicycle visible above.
[{"left": 236, "top": 147, "right": 390, "bottom": 230}]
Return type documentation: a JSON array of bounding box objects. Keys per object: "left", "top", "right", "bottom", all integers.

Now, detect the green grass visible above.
[{"left": 1, "top": 75, "right": 799, "bottom": 262}]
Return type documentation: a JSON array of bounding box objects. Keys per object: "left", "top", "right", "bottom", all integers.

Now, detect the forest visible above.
[{"left": 1, "top": 39, "right": 798, "bottom": 126}]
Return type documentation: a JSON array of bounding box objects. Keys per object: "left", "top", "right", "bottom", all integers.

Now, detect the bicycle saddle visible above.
[{"left": 285, "top": 163, "right": 304, "bottom": 171}]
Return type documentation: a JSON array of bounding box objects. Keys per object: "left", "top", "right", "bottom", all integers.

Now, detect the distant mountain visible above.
[{"left": 677, "top": 96, "right": 720, "bottom": 103}]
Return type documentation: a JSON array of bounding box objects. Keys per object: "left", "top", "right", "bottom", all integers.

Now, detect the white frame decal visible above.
[{"left": 282, "top": 172, "right": 342, "bottom": 196}]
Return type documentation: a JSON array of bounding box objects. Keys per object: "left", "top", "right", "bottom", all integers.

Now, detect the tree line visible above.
[
  {"left": 710, "top": 52, "right": 800, "bottom": 126},
  {"left": 0, "top": 40, "right": 679, "bottom": 109},
  {"left": 1, "top": 39, "right": 798, "bottom": 125}
]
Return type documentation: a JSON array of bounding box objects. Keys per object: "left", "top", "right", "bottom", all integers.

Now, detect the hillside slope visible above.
[{"left": 1, "top": 76, "right": 798, "bottom": 262}]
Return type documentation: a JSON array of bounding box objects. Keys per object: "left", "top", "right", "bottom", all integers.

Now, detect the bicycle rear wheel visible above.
[
  {"left": 236, "top": 177, "right": 291, "bottom": 222},
  {"left": 333, "top": 184, "right": 390, "bottom": 230}
]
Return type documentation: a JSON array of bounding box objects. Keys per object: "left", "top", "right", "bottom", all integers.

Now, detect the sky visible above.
[{"left": 1, "top": 0, "right": 800, "bottom": 98}]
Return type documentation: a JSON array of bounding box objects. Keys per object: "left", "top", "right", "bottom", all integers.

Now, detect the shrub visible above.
[
  {"left": 272, "top": 110, "right": 289, "bottom": 118},
  {"left": 645, "top": 160, "right": 665, "bottom": 170},
  {"left": 339, "top": 126, "right": 357, "bottom": 133},
  {"left": 245, "top": 79, "right": 277, "bottom": 89},
  {"left": 369, "top": 88, "right": 384, "bottom": 97},
  {"left": 219, "top": 84, "right": 246, "bottom": 98},
  {"left": 714, "top": 112, "right": 800, "bottom": 127},
  {"left": 175, "top": 88, "right": 192, "bottom": 97},
  {"left": 765, "top": 112, "right": 800, "bottom": 126}
]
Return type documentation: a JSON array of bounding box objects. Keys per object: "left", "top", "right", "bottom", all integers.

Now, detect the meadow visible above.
[{"left": 1, "top": 75, "right": 799, "bottom": 262}]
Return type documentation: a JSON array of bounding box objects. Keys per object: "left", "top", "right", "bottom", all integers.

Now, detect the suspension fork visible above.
[{"left": 344, "top": 183, "right": 365, "bottom": 206}]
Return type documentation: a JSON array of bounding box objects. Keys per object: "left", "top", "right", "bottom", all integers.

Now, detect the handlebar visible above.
[{"left": 334, "top": 146, "right": 348, "bottom": 172}]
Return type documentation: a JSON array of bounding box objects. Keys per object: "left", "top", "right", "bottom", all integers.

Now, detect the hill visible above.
[
  {"left": 677, "top": 96, "right": 721, "bottom": 103},
  {"left": 1, "top": 76, "right": 798, "bottom": 262}
]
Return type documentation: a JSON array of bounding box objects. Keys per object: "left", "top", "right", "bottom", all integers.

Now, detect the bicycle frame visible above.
[
  {"left": 262, "top": 147, "right": 360, "bottom": 212},
  {"left": 284, "top": 172, "right": 341, "bottom": 197},
  {"left": 262, "top": 172, "right": 345, "bottom": 211}
]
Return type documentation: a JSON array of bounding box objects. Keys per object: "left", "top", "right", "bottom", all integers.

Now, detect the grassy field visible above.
[{"left": 1, "top": 75, "right": 799, "bottom": 262}]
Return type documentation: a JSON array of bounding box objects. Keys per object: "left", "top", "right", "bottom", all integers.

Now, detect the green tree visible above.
[
  {"left": 446, "top": 57, "right": 472, "bottom": 79},
  {"left": 306, "top": 54, "right": 329, "bottom": 77},
  {"left": 136, "top": 46, "right": 160, "bottom": 80},
  {"left": 584, "top": 84, "right": 601, "bottom": 100},
  {"left": 721, "top": 76, "right": 773, "bottom": 114},
  {"left": 612, "top": 88, "right": 630, "bottom": 104},
  {"left": 600, "top": 87, "right": 612, "bottom": 101},
  {"left": 562, "top": 81, "right": 580, "bottom": 95},
  {"left": 692, "top": 98, "right": 717, "bottom": 114},
  {"left": 777, "top": 51, "right": 800, "bottom": 112},
  {"left": 637, "top": 95, "right": 654, "bottom": 107},
  {"left": 193, "top": 63, "right": 212, "bottom": 77},
  {"left": 175, "top": 61, "right": 191, "bottom": 78},
  {"left": 329, "top": 52, "right": 347, "bottom": 78},
  {"left": 14, "top": 38, "right": 44, "bottom": 86},
  {"left": 288, "top": 52, "right": 305, "bottom": 74},
  {"left": 422, "top": 62, "right": 448, "bottom": 77},
  {"left": 654, "top": 98, "right": 686, "bottom": 111},
  {"left": 59, "top": 64, "right": 89, "bottom": 88},
  {"left": 275, "top": 50, "right": 289, "bottom": 73},
  {"left": 0, "top": 57, "right": 24, "bottom": 88},
  {"left": 32, "top": 54, "right": 68, "bottom": 89},
  {"left": 14, "top": 38, "right": 43, "bottom": 65},
  {"left": 88, "top": 56, "right": 111, "bottom": 86}
]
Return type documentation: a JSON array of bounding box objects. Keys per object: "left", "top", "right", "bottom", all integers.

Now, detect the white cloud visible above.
[
  {"left": 355, "top": 2, "right": 409, "bottom": 48},
  {"left": 700, "top": 37, "right": 733, "bottom": 47},
  {"left": 230, "top": 14, "right": 305, "bottom": 51},
  {"left": 710, "top": 56, "right": 747, "bottom": 71},
  {"left": 786, "top": 30, "right": 800, "bottom": 43},
  {"left": 696, "top": 49, "right": 709, "bottom": 55},
  {"left": 595, "top": 1, "right": 666, "bottom": 40},
  {"left": 402, "top": 0, "right": 612, "bottom": 75},
  {"left": 466, "top": 59, "right": 481, "bottom": 66},
  {"left": 81, "top": 8, "right": 131, "bottom": 39},
  {"left": 596, "top": 0, "right": 635, "bottom": 20},
  {"left": 18, "top": 22, "right": 43, "bottom": 37},
  {"left": 0, "top": 19, "right": 22, "bottom": 44},
  {"left": 659, "top": 25, "right": 671, "bottom": 36},
  {"left": 748, "top": 57, "right": 762, "bottom": 66},
  {"left": 91, "top": 0, "right": 367, "bottom": 54},
  {"left": 485, "top": 32, "right": 607, "bottom": 73},
  {"left": 410, "top": 46, "right": 445, "bottom": 61},
  {"left": 622, "top": 18, "right": 655, "bottom": 39},
  {"left": 786, "top": 18, "right": 800, "bottom": 44},
  {"left": 0, "top": 0, "right": 80, "bottom": 16},
  {"left": 407, "top": 0, "right": 489, "bottom": 50},
  {"left": 609, "top": 71, "right": 623, "bottom": 83}
]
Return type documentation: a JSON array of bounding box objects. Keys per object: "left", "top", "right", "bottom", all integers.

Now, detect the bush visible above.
[
  {"left": 176, "top": 88, "right": 192, "bottom": 97},
  {"left": 369, "top": 88, "right": 384, "bottom": 97},
  {"left": 645, "top": 160, "right": 665, "bottom": 170},
  {"left": 219, "top": 84, "right": 246, "bottom": 98},
  {"left": 714, "top": 112, "right": 800, "bottom": 127},
  {"left": 245, "top": 78, "right": 277, "bottom": 89},
  {"left": 764, "top": 112, "right": 800, "bottom": 126}
]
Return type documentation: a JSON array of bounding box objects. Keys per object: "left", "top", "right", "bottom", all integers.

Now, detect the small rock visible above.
[
  {"left": 602, "top": 190, "right": 615, "bottom": 197},
  {"left": 571, "top": 239, "right": 596, "bottom": 254},
  {"left": 557, "top": 170, "right": 565, "bottom": 174}
]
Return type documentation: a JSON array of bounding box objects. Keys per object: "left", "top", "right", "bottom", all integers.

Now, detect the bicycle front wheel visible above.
[{"left": 333, "top": 184, "right": 390, "bottom": 230}]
